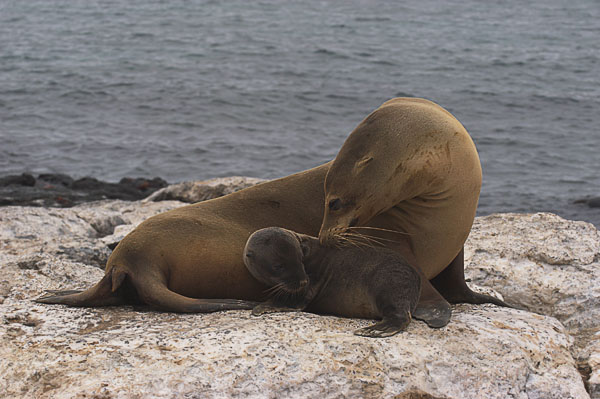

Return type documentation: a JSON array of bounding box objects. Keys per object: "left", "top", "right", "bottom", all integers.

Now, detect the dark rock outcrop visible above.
[
  {"left": 575, "top": 197, "right": 600, "bottom": 208},
  {"left": 0, "top": 173, "right": 167, "bottom": 207}
]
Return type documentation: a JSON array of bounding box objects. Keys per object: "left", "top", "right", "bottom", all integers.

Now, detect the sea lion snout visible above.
[
  {"left": 318, "top": 227, "right": 338, "bottom": 246},
  {"left": 281, "top": 274, "right": 309, "bottom": 294},
  {"left": 318, "top": 216, "right": 357, "bottom": 246}
]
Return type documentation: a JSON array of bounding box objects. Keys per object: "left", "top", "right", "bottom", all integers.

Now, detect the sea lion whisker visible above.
[
  {"left": 287, "top": 284, "right": 307, "bottom": 295},
  {"left": 347, "top": 237, "right": 371, "bottom": 250},
  {"left": 266, "top": 286, "right": 279, "bottom": 298},
  {"left": 264, "top": 283, "right": 280, "bottom": 294},
  {"left": 330, "top": 234, "right": 348, "bottom": 247},
  {"left": 364, "top": 235, "right": 405, "bottom": 244},
  {"left": 337, "top": 234, "right": 363, "bottom": 249},
  {"left": 327, "top": 235, "right": 345, "bottom": 249},
  {"left": 264, "top": 282, "right": 285, "bottom": 295},
  {"left": 347, "top": 231, "right": 405, "bottom": 245},
  {"left": 341, "top": 234, "right": 372, "bottom": 249},
  {"left": 341, "top": 232, "right": 377, "bottom": 246},
  {"left": 272, "top": 286, "right": 287, "bottom": 301},
  {"left": 265, "top": 282, "right": 283, "bottom": 292},
  {"left": 340, "top": 233, "right": 377, "bottom": 249},
  {"left": 342, "top": 232, "right": 384, "bottom": 247},
  {"left": 347, "top": 226, "right": 411, "bottom": 236},
  {"left": 267, "top": 282, "right": 292, "bottom": 301}
]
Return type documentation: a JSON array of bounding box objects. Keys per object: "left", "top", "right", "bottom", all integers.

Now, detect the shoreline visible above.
[
  {"left": 1, "top": 171, "right": 599, "bottom": 228},
  {"left": 0, "top": 173, "right": 167, "bottom": 207}
]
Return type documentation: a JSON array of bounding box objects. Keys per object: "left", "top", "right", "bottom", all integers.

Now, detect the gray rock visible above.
[
  {"left": 465, "top": 212, "right": 600, "bottom": 397},
  {"left": 590, "top": 338, "right": 600, "bottom": 397},
  {"left": 0, "top": 200, "right": 597, "bottom": 398},
  {"left": 143, "top": 176, "right": 266, "bottom": 203},
  {"left": 575, "top": 197, "right": 600, "bottom": 208},
  {"left": 0, "top": 200, "right": 183, "bottom": 268},
  {"left": 0, "top": 174, "right": 168, "bottom": 207}
]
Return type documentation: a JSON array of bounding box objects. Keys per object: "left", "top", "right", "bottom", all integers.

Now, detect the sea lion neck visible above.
[{"left": 220, "top": 162, "right": 331, "bottom": 235}]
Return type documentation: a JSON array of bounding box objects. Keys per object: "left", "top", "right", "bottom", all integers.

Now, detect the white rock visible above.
[
  {"left": 0, "top": 257, "right": 589, "bottom": 399},
  {"left": 143, "top": 176, "right": 266, "bottom": 203},
  {"left": 0, "top": 202, "right": 597, "bottom": 398},
  {"left": 0, "top": 200, "right": 184, "bottom": 269},
  {"left": 465, "top": 212, "right": 600, "bottom": 397},
  {"left": 590, "top": 336, "right": 600, "bottom": 398}
]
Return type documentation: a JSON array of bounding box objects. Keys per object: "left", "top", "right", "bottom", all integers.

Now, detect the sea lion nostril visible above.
[{"left": 349, "top": 218, "right": 358, "bottom": 227}]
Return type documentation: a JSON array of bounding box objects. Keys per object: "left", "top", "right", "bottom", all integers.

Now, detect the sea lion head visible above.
[
  {"left": 319, "top": 139, "right": 399, "bottom": 246},
  {"left": 243, "top": 227, "right": 310, "bottom": 293}
]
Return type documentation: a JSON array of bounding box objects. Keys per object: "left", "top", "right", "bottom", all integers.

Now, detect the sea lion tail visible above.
[
  {"left": 131, "top": 278, "right": 258, "bottom": 313},
  {"left": 34, "top": 266, "right": 128, "bottom": 307}
]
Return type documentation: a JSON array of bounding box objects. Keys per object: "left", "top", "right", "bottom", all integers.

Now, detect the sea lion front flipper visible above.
[
  {"left": 354, "top": 314, "right": 411, "bottom": 338},
  {"left": 413, "top": 278, "right": 452, "bottom": 328},
  {"left": 251, "top": 302, "right": 303, "bottom": 316},
  {"left": 431, "top": 248, "right": 513, "bottom": 308}
]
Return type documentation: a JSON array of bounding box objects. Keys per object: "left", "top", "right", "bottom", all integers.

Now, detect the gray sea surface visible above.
[{"left": 1, "top": 0, "right": 599, "bottom": 225}]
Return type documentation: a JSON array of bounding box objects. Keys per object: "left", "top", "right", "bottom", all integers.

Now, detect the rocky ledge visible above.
[{"left": 0, "top": 178, "right": 599, "bottom": 399}]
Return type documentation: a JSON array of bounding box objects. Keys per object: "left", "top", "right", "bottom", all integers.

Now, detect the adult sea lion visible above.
[
  {"left": 37, "top": 97, "right": 507, "bottom": 327},
  {"left": 36, "top": 163, "right": 331, "bottom": 311},
  {"left": 318, "top": 97, "right": 509, "bottom": 327},
  {"left": 243, "top": 227, "right": 421, "bottom": 338}
]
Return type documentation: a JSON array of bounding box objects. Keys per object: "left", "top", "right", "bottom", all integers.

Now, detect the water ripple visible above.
[{"left": 0, "top": 0, "right": 598, "bottom": 226}]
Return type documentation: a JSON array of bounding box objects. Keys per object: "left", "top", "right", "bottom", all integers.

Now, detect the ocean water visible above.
[{"left": 1, "top": 0, "right": 599, "bottom": 225}]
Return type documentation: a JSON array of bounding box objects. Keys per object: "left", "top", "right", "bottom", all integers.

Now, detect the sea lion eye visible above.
[
  {"left": 357, "top": 156, "right": 373, "bottom": 168},
  {"left": 328, "top": 198, "right": 342, "bottom": 211}
]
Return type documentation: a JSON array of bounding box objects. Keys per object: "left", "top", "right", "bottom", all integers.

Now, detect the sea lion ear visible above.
[
  {"left": 300, "top": 240, "right": 310, "bottom": 258},
  {"left": 294, "top": 233, "right": 310, "bottom": 258}
]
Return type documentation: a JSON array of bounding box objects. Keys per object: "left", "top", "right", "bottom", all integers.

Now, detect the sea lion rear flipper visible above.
[
  {"left": 41, "top": 289, "right": 83, "bottom": 296},
  {"left": 34, "top": 268, "right": 126, "bottom": 307},
  {"left": 413, "top": 278, "right": 452, "bottom": 328},
  {"left": 431, "top": 248, "right": 513, "bottom": 308}
]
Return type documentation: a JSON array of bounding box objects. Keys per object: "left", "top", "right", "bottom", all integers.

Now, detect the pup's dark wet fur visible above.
[{"left": 243, "top": 227, "right": 422, "bottom": 337}]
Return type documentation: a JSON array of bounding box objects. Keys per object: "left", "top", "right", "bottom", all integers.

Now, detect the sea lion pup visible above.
[
  {"left": 318, "top": 97, "right": 511, "bottom": 327},
  {"left": 243, "top": 227, "right": 421, "bottom": 338}
]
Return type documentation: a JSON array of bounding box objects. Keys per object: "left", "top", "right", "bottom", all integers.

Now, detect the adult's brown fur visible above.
[{"left": 36, "top": 163, "right": 330, "bottom": 311}]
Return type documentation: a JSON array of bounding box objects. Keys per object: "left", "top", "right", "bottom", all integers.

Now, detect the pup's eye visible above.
[{"left": 328, "top": 198, "right": 342, "bottom": 211}]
